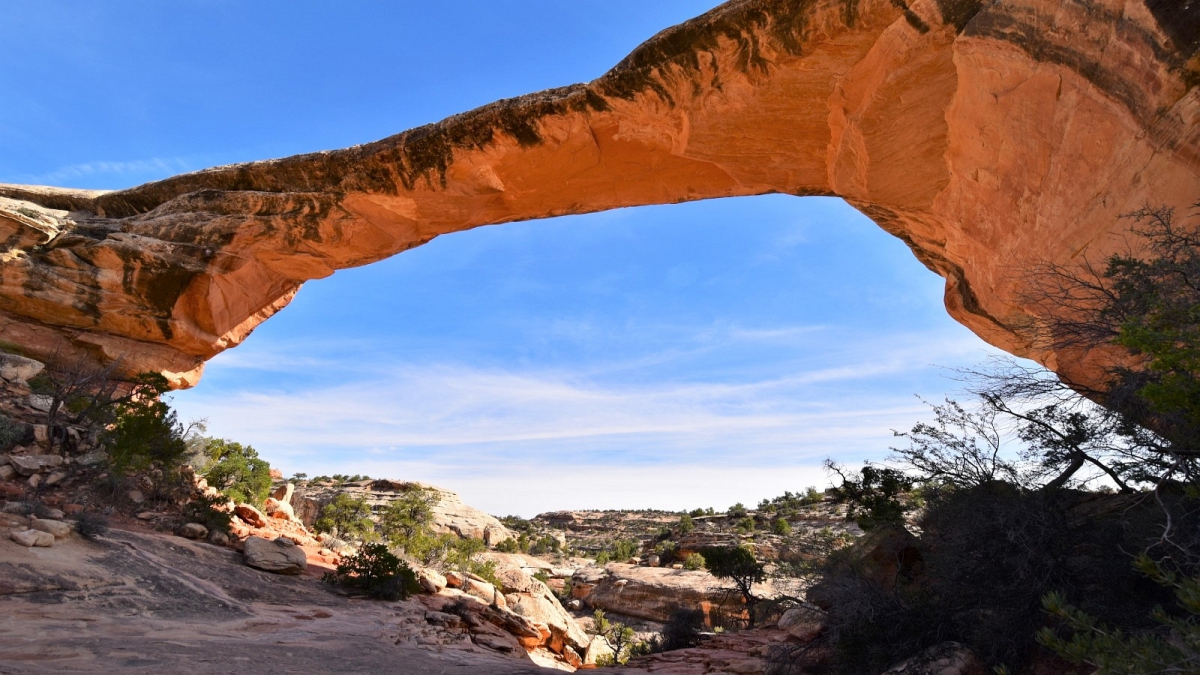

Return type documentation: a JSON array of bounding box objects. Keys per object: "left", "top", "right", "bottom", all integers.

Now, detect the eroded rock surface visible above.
[
  {"left": 0, "top": 523, "right": 549, "bottom": 675},
  {"left": 0, "top": 0, "right": 1195, "bottom": 388}
]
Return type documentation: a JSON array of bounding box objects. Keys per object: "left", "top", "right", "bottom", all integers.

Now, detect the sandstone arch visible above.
[{"left": 1, "top": 0, "right": 1197, "bottom": 388}]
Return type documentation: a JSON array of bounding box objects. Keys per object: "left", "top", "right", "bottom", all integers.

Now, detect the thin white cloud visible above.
[{"left": 22, "top": 157, "right": 194, "bottom": 184}]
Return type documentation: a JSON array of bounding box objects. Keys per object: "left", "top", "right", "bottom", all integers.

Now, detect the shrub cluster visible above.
[{"left": 322, "top": 542, "right": 419, "bottom": 601}]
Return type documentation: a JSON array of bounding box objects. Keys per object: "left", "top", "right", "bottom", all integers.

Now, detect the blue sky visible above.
[{"left": 2, "top": 1, "right": 1008, "bottom": 515}]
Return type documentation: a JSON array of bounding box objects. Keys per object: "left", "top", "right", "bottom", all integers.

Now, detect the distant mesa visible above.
[{"left": 1, "top": 0, "right": 1196, "bottom": 388}]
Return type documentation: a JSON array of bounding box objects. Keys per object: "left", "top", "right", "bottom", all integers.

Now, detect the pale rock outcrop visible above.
[
  {"left": 884, "top": 642, "right": 986, "bottom": 675},
  {"left": 0, "top": 0, "right": 1194, "bottom": 391},
  {"left": 0, "top": 353, "right": 42, "bottom": 383},
  {"left": 574, "top": 563, "right": 771, "bottom": 624},
  {"left": 290, "top": 480, "right": 513, "bottom": 545},
  {"left": 777, "top": 604, "right": 825, "bottom": 641},
  {"left": 242, "top": 535, "right": 307, "bottom": 575},
  {"left": 176, "top": 522, "right": 208, "bottom": 540},
  {"left": 7, "top": 454, "right": 63, "bottom": 477},
  {"left": 29, "top": 517, "right": 72, "bottom": 539},
  {"left": 11, "top": 529, "right": 54, "bottom": 547}
]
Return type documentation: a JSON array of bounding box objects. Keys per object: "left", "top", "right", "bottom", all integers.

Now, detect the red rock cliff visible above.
[{"left": 1, "top": 0, "right": 1197, "bottom": 387}]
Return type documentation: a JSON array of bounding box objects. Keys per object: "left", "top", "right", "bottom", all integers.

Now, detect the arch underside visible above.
[{"left": 0, "top": 0, "right": 1197, "bottom": 389}]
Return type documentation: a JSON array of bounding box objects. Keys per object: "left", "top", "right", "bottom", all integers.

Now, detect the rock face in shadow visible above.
[{"left": 0, "top": 0, "right": 1197, "bottom": 388}]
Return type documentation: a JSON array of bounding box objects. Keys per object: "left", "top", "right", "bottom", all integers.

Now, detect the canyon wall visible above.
[{"left": 1, "top": 0, "right": 1197, "bottom": 387}]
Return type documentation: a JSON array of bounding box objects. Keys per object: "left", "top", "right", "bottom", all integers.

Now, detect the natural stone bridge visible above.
[{"left": 1, "top": 0, "right": 1197, "bottom": 388}]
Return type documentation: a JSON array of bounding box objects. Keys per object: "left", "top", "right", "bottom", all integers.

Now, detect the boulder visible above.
[
  {"left": 271, "top": 482, "right": 294, "bottom": 503},
  {"left": 884, "top": 642, "right": 986, "bottom": 675},
  {"left": 234, "top": 503, "right": 267, "bottom": 527},
  {"left": 127, "top": 490, "right": 145, "bottom": 504},
  {"left": 29, "top": 518, "right": 71, "bottom": 538},
  {"left": 177, "top": 523, "right": 208, "bottom": 540},
  {"left": 8, "top": 454, "right": 64, "bottom": 477},
  {"left": 43, "top": 471, "right": 66, "bottom": 487},
  {"left": 0, "top": 465, "right": 14, "bottom": 481},
  {"left": 417, "top": 568, "right": 447, "bottom": 594},
  {"left": 461, "top": 577, "right": 506, "bottom": 609},
  {"left": 207, "top": 529, "right": 230, "bottom": 547},
  {"left": 27, "top": 473, "right": 40, "bottom": 489},
  {"left": 243, "top": 536, "right": 307, "bottom": 575},
  {"left": 75, "top": 451, "right": 107, "bottom": 467},
  {"left": 11, "top": 529, "right": 54, "bottom": 547},
  {"left": 0, "top": 353, "right": 43, "bottom": 382},
  {"left": 777, "top": 604, "right": 825, "bottom": 642},
  {"left": 26, "top": 394, "right": 52, "bottom": 413},
  {"left": 263, "top": 497, "right": 296, "bottom": 521}
]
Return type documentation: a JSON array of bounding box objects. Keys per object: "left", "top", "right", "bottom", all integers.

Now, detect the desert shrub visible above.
[
  {"left": 772, "top": 518, "right": 792, "bottom": 536},
  {"left": 494, "top": 537, "right": 521, "bottom": 553},
  {"left": 0, "top": 414, "right": 25, "bottom": 452},
  {"left": 322, "top": 542, "right": 419, "bottom": 600},
  {"left": 590, "top": 610, "right": 641, "bottom": 666},
  {"left": 683, "top": 552, "right": 706, "bottom": 570},
  {"left": 72, "top": 512, "right": 109, "bottom": 539},
  {"left": 677, "top": 514, "right": 695, "bottom": 534},
  {"left": 313, "top": 493, "right": 375, "bottom": 540},
  {"left": 659, "top": 607, "right": 706, "bottom": 651},
  {"left": 703, "top": 546, "right": 766, "bottom": 627},
  {"left": 183, "top": 493, "right": 232, "bottom": 533},
  {"left": 727, "top": 502, "right": 748, "bottom": 519},
  {"left": 379, "top": 485, "right": 439, "bottom": 545},
  {"left": 826, "top": 462, "right": 913, "bottom": 530},
  {"left": 736, "top": 516, "right": 756, "bottom": 534},
  {"left": 529, "top": 534, "right": 561, "bottom": 555},
  {"left": 807, "top": 485, "right": 1187, "bottom": 674},
  {"left": 200, "top": 438, "right": 271, "bottom": 505},
  {"left": 1038, "top": 555, "right": 1200, "bottom": 674},
  {"left": 105, "top": 373, "right": 189, "bottom": 477}
]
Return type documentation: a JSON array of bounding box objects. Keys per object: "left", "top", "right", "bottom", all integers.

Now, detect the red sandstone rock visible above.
[{"left": 0, "top": 0, "right": 1194, "bottom": 390}]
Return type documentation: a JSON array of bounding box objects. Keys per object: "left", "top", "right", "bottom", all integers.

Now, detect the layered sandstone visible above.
[{"left": 0, "top": 0, "right": 1196, "bottom": 387}]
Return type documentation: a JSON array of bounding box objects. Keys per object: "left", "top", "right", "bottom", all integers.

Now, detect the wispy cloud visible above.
[{"left": 20, "top": 157, "right": 195, "bottom": 185}]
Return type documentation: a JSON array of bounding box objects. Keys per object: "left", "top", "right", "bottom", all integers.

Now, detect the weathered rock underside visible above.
[{"left": 1, "top": 0, "right": 1197, "bottom": 387}]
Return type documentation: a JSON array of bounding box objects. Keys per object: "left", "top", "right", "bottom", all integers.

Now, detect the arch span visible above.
[{"left": 1, "top": 0, "right": 1197, "bottom": 387}]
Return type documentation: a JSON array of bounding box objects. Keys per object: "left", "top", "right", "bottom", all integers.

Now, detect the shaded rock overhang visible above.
[{"left": 0, "top": 0, "right": 1197, "bottom": 389}]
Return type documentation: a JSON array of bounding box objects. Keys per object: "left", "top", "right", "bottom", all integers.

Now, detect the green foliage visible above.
[
  {"left": 703, "top": 546, "right": 767, "bottom": 627},
  {"left": 0, "top": 414, "right": 24, "bottom": 452},
  {"left": 105, "top": 373, "right": 189, "bottom": 477},
  {"left": 827, "top": 462, "right": 913, "bottom": 530},
  {"left": 677, "top": 514, "right": 695, "bottom": 534},
  {"left": 736, "top": 516, "right": 756, "bottom": 534},
  {"left": 72, "top": 512, "right": 109, "bottom": 539},
  {"left": 1038, "top": 556, "right": 1200, "bottom": 675},
  {"left": 379, "top": 486, "right": 439, "bottom": 544},
  {"left": 591, "top": 610, "right": 639, "bottom": 666},
  {"left": 184, "top": 493, "right": 233, "bottom": 533},
  {"left": 313, "top": 493, "right": 375, "bottom": 540},
  {"left": 683, "top": 552, "right": 706, "bottom": 570},
  {"left": 727, "top": 502, "right": 748, "bottom": 519},
  {"left": 322, "top": 542, "right": 419, "bottom": 600},
  {"left": 772, "top": 518, "right": 792, "bottom": 536},
  {"left": 200, "top": 438, "right": 272, "bottom": 505},
  {"left": 758, "top": 488, "right": 825, "bottom": 517}
]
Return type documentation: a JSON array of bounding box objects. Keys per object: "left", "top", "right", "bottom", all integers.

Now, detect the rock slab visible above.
[{"left": 243, "top": 536, "right": 307, "bottom": 575}]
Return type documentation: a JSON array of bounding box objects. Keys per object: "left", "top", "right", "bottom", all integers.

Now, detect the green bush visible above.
[
  {"left": 703, "top": 546, "right": 766, "bottom": 627},
  {"left": 105, "top": 373, "right": 188, "bottom": 477},
  {"left": 313, "top": 493, "right": 376, "bottom": 540},
  {"left": 772, "top": 518, "right": 792, "bottom": 536},
  {"left": 827, "top": 462, "right": 913, "bottom": 530},
  {"left": 727, "top": 502, "right": 748, "bottom": 519},
  {"left": 184, "top": 493, "right": 233, "bottom": 533},
  {"left": 683, "top": 552, "right": 706, "bottom": 570},
  {"left": 72, "top": 512, "right": 109, "bottom": 539},
  {"left": 678, "top": 514, "right": 696, "bottom": 534},
  {"left": 322, "top": 542, "right": 419, "bottom": 600},
  {"left": 200, "top": 438, "right": 272, "bottom": 505},
  {"left": 0, "top": 414, "right": 25, "bottom": 452}
]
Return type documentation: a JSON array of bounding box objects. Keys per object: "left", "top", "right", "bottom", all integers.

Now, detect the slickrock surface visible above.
[
  {"left": 0, "top": 521, "right": 549, "bottom": 675},
  {"left": 1, "top": 0, "right": 1195, "bottom": 388},
  {"left": 290, "top": 479, "right": 514, "bottom": 546}
]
